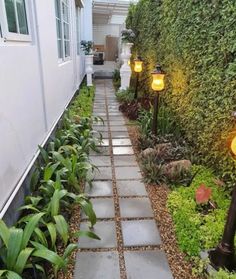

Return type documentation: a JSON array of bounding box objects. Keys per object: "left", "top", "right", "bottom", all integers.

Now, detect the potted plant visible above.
[{"left": 80, "top": 40, "right": 94, "bottom": 86}]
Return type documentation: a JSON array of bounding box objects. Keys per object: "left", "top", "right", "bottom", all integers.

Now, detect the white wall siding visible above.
[{"left": 0, "top": 0, "right": 92, "bottom": 216}]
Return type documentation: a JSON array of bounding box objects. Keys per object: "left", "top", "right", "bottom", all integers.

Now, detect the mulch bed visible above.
[{"left": 127, "top": 124, "right": 203, "bottom": 279}]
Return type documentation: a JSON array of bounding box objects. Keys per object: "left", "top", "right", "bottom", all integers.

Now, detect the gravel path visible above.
[{"left": 73, "top": 79, "right": 173, "bottom": 279}]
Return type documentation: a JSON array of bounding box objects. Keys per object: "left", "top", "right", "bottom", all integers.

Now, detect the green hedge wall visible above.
[{"left": 127, "top": 0, "right": 236, "bottom": 181}]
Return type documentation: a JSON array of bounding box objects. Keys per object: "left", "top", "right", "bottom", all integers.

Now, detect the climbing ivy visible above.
[{"left": 127, "top": 0, "right": 236, "bottom": 182}]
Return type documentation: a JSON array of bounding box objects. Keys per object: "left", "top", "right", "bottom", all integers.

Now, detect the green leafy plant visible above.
[
  {"left": 80, "top": 40, "right": 93, "bottom": 55},
  {"left": 126, "top": 0, "right": 236, "bottom": 185}
]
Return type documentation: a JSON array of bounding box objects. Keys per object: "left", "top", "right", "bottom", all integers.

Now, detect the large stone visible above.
[
  {"left": 161, "top": 160, "right": 192, "bottom": 180},
  {"left": 141, "top": 148, "right": 155, "bottom": 157},
  {"left": 74, "top": 251, "right": 120, "bottom": 279},
  {"left": 122, "top": 220, "right": 161, "bottom": 246},
  {"left": 124, "top": 251, "right": 173, "bottom": 279},
  {"left": 119, "top": 198, "right": 153, "bottom": 218}
]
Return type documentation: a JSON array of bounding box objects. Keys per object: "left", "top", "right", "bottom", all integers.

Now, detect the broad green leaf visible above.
[
  {"left": 14, "top": 248, "right": 34, "bottom": 274},
  {"left": 34, "top": 228, "right": 48, "bottom": 248},
  {"left": 0, "top": 270, "right": 22, "bottom": 279},
  {"left": 63, "top": 244, "right": 77, "bottom": 260},
  {"left": 46, "top": 222, "right": 57, "bottom": 248},
  {"left": 54, "top": 215, "right": 69, "bottom": 245},
  {"left": 7, "top": 228, "right": 23, "bottom": 270},
  {"left": 32, "top": 248, "right": 65, "bottom": 269},
  {"left": 38, "top": 145, "right": 49, "bottom": 163},
  {"left": 74, "top": 230, "right": 100, "bottom": 240},
  {"left": 50, "top": 190, "right": 60, "bottom": 217},
  {"left": 0, "top": 220, "right": 10, "bottom": 247},
  {"left": 21, "top": 212, "right": 44, "bottom": 249},
  {"left": 17, "top": 205, "right": 40, "bottom": 213},
  {"left": 78, "top": 199, "right": 97, "bottom": 226}
]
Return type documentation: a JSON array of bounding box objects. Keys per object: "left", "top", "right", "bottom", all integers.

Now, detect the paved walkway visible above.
[{"left": 74, "top": 80, "right": 173, "bottom": 279}]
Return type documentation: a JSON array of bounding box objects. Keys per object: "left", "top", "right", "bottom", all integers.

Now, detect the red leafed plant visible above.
[{"left": 195, "top": 184, "right": 212, "bottom": 204}]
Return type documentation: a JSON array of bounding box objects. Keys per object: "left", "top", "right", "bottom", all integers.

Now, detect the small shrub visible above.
[
  {"left": 112, "top": 69, "right": 121, "bottom": 90},
  {"left": 167, "top": 166, "right": 230, "bottom": 257}
]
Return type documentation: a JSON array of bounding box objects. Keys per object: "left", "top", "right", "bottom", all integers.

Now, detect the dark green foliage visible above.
[
  {"left": 126, "top": 0, "right": 236, "bottom": 184},
  {"left": 112, "top": 69, "right": 121, "bottom": 91}
]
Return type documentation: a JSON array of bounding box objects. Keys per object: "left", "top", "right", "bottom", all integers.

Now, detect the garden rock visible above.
[
  {"left": 161, "top": 160, "right": 192, "bottom": 180},
  {"left": 141, "top": 148, "right": 156, "bottom": 157}
]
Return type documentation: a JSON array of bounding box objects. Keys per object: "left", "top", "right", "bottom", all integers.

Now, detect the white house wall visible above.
[
  {"left": 93, "top": 24, "right": 120, "bottom": 45},
  {"left": 0, "top": 0, "right": 93, "bottom": 217}
]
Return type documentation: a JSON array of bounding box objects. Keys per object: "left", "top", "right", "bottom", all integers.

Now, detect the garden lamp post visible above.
[
  {"left": 151, "top": 65, "right": 165, "bottom": 136},
  {"left": 134, "top": 56, "right": 143, "bottom": 99},
  {"left": 209, "top": 134, "right": 236, "bottom": 271}
]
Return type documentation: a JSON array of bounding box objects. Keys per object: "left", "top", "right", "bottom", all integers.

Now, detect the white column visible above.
[{"left": 120, "top": 43, "right": 133, "bottom": 90}]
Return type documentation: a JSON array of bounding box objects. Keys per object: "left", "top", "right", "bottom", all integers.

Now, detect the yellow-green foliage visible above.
[
  {"left": 70, "top": 84, "right": 95, "bottom": 117},
  {"left": 167, "top": 166, "right": 230, "bottom": 257},
  {"left": 126, "top": 0, "right": 236, "bottom": 181}
]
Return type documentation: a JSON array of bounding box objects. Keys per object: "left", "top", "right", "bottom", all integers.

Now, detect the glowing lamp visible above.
[
  {"left": 231, "top": 136, "right": 236, "bottom": 157},
  {"left": 128, "top": 60, "right": 131, "bottom": 66},
  {"left": 151, "top": 65, "right": 165, "bottom": 92},
  {"left": 134, "top": 57, "right": 143, "bottom": 73}
]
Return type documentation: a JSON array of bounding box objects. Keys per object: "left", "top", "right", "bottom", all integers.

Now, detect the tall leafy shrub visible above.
[{"left": 126, "top": 0, "right": 236, "bottom": 182}]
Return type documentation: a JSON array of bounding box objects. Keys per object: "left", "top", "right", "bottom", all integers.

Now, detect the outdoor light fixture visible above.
[
  {"left": 209, "top": 133, "right": 236, "bottom": 271},
  {"left": 134, "top": 56, "right": 143, "bottom": 99},
  {"left": 151, "top": 64, "right": 165, "bottom": 136}
]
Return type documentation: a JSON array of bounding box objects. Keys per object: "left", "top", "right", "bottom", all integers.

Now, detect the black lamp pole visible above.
[
  {"left": 151, "top": 65, "right": 165, "bottom": 137},
  {"left": 209, "top": 186, "right": 236, "bottom": 271},
  {"left": 152, "top": 93, "right": 160, "bottom": 136},
  {"left": 134, "top": 72, "right": 139, "bottom": 100},
  {"left": 209, "top": 129, "right": 236, "bottom": 271}
]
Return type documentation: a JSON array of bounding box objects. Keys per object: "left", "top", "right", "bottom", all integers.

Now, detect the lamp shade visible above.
[
  {"left": 230, "top": 136, "right": 236, "bottom": 157},
  {"left": 151, "top": 65, "right": 165, "bottom": 91},
  {"left": 134, "top": 57, "right": 143, "bottom": 73}
]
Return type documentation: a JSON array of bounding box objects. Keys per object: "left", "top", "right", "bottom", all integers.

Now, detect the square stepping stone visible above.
[
  {"left": 122, "top": 220, "right": 161, "bottom": 246},
  {"left": 74, "top": 251, "right": 120, "bottom": 279},
  {"left": 82, "top": 198, "right": 115, "bottom": 219},
  {"left": 110, "top": 126, "right": 128, "bottom": 132},
  {"left": 85, "top": 181, "right": 113, "bottom": 197},
  {"left": 90, "top": 146, "right": 110, "bottom": 156},
  {"left": 109, "top": 121, "right": 125, "bottom": 126},
  {"left": 124, "top": 251, "right": 173, "bottom": 279},
  {"left": 117, "top": 180, "right": 147, "bottom": 196},
  {"left": 113, "top": 155, "right": 137, "bottom": 166},
  {"left": 119, "top": 198, "right": 153, "bottom": 218},
  {"left": 90, "top": 156, "right": 111, "bottom": 167},
  {"left": 94, "top": 126, "right": 108, "bottom": 132},
  {"left": 97, "top": 138, "right": 110, "bottom": 146},
  {"left": 99, "top": 132, "right": 109, "bottom": 138},
  {"left": 112, "top": 138, "right": 131, "bottom": 146},
  {"left": 78, "top": 221, "right": 117, "bottom": 248},
  {"left": 111, "top": 131, "right": 130, "bottom": 138},
  {"left": 94, "top": 167, "right": 112, "bottom": 180},
  {"left": 115, "top": 166, "right": 141, "bottom": 179},
  {"left": 113, "top": 146, "right": 134, "bottom": 155}
]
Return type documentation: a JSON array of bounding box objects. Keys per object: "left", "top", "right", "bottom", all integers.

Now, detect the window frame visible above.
[
  {"left": 76, "top": 6, "right": 81, "bottom": 56},
  {"left": 55, "top": 0, "right": 71, "bottom": 63},
  {"left": 0, "top": 0, "right": 31, "bottom": 42}
]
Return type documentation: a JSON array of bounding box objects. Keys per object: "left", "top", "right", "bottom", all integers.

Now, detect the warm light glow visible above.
[
  {"left": 128, "top": 60, "right": 130, "bottom": 65},
  {"left": 151, "top": 73, "right": 165, "bottom": 91},
  {"left": 231, "top": 136, "right": 236, "bottom": 156},
  {"left": 134, "top": 60, "right": 143, "bottom": 73}
]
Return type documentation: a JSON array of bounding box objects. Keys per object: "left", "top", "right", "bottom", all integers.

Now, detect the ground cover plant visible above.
[{"left": 0, "top": 85, "right": 100, "bottom": 278}]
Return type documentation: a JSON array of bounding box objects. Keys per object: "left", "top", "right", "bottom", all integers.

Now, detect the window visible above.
[
  {"left": 0, "top": 0, "right": 30, "bottom": 41},
  {"left": 76, "top": 7, "right": 81, "bottom": 55},
  {"left": 5, "top": 0, "right": 28, "bottom": 34},
  {"left": 55, "top": 0, "right": 71, "bottom": 61}
]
